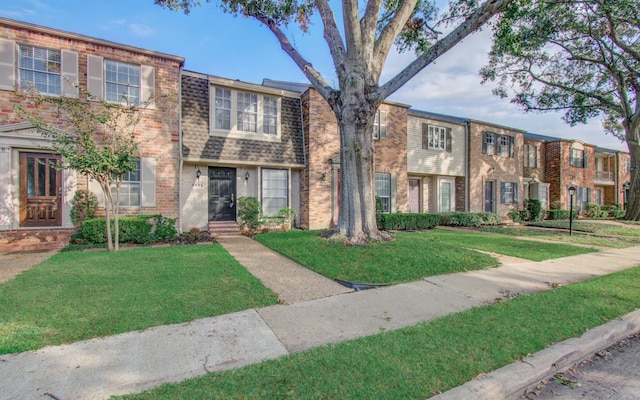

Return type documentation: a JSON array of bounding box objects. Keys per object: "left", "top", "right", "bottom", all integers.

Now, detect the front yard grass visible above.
[
  {"left": 0, "top": 245, "right": 278, "bottom": 355},
  {"left": 255, "top": 229, "right": 597, "bottom": 282},
  {"left": 255, "top": 229, "right": 499, "bottom": 283},
  {"left": 115, "top": 265, "right": 640, "bottom": 400}
]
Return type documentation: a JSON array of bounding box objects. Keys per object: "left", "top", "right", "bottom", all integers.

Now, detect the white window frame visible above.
[
  {"left": 261, "top": 168, "right": 289, "bottom": 217},
  {"left": 18, "top": 44, "right": 61, "bottom": 96},
  {"left": 375, "top": 173, "right": 391, "bottom": 213},
  {"left": 104, "top": 59, "right": 141, "bottom": 106},
  {"left": 211, "top": 86, "right": 281, "bottom": 141},
  {"left": 570, "top": 148, "right": 585, "bottom": 168},
  {"left": 373, "top": 110, "right": 387, "bottom": 140},
  {"left": 429, "top": 125, "right": 447, "bottom": 151},
  {"left": 484, "top": 132, "right": 496, "bottom": 155},
  {"left": 112, "top": 159, "right": 141, "bottom": 207},
  {"left": 524, "top": 144, "right": 539, "bottom": 168}
]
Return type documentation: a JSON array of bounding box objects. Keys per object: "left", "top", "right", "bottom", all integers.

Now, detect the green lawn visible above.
[
  {"left": 115, "top": 265, "right": 640, "bottom": 400},
  {"left": 0, "top": 245, "right": 278, "bottom": 354},
  {"left": 477, "top": 225, "right": 640, "bottom": 248},
  {"left": 255, "top": 229, "right": 499, "bottom": 283},
  {"left": 255, "top": 229, "right": 597, "bottom": 282}
]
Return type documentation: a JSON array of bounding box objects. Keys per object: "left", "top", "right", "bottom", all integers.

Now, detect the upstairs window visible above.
[
  {"left": 570, "top": 148, "right": 587, "bottom": 168},
  {"left": 483, "top": 132, "right": 514, "bottom": 158},
  {"left": 105, "top": 60, "right": 140, "bottom": 106},
  {"left": 19, "top": 45, "right": 61, "bottom": 96},
  {"left": 212, "top": 87, "right": 280, "bottom": 137},
  {"left": 429, "top": 125, "right": 446, "bottom": 150},
  {"left": 373, "top": 110, "right": 387, "bottom": 140},
  {"left": 524, "top": 144, "right": 539, "bottom": 168}
]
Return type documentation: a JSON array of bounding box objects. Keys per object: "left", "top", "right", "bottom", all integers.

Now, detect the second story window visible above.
[
  {"left": 524, "top": 144, "right": 539, "bottom": 168},
  {"left": 105, "top": 60, "right": 140, "bottom": 106},
  {"left": 570, "top": 148, "right": 586, "bottom": 168},
  {"left": 483, "top": 131, "right": 514, "bottom": 158},
  {"left": 212, "top": 86, "right": 280, "bottom": 137},
  {"left": 429, "top": 125, "right": 446, "bottom": 150},
  {"left": 373, "top": 110, "right": 387, "bottom": 140},
  {"left": 19, "top": 45, "right": 61, "bottom": 96}
]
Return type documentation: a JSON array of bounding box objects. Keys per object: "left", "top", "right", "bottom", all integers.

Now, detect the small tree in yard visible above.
[
  {"left": 156, "top": 0, "right": 515, "bottom": 245},
  {"left": 17, "top": 88, "right": 147, "bottom": 251}
]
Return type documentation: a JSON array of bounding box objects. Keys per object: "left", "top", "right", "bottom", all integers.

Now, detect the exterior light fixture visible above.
[
  {"left": 320, "top": 172, "right": 326, "bottom": 181},
  {"left": 196, "top": 168, "right": 201, "bottom": 180},
  {"left": 245, "top": 171, "right": 250, "bottom": 181},
  {"left": 568, "top": 186, "right": 576, "bottom": 236}
]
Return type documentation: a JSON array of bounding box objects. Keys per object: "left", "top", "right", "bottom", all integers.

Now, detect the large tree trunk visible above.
[
  {"left": 624, "top": 138, "right": 640, "bottom": 221},
  {"left": 328, "top": 73, "right": 391, "bottom": 245}
]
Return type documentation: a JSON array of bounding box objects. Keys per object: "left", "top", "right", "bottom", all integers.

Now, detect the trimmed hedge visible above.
[
  {"left": 547, "top": 210, "right": 578, "bottom": 220},
  {"left": 438, "top": 212, "right": 501, "bottom": 227},
  {"left": 81, "top": 214, "right": 177, "bottom": 244},
  {"left": 379, "top": 213, "right": 440, "bottom": 231}
]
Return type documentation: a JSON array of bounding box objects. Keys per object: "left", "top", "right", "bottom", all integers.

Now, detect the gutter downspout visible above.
[
  {"left": 464, "top": 121, "right": 470, "bottom": 211},
  {"left": 178, "top": 68, "right": 184, "bottom": 234}
]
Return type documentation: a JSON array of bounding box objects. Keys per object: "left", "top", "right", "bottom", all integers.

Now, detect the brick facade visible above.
[
  {"left": 0, "top": 18, "right": 183, "bottom": 252},
  {"left": 300, "top": 88, "right": 408, "bottom": 229},
  {"left": 545, "top": 140, "right": 595, "bottom": 209}
]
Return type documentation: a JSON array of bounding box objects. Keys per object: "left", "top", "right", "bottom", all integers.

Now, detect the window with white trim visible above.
[
  {"left": 373, "top": 110, "right": 387, "bottom": 140},
  {"left": 483, "top": 132, "right": 514, "bottom": 158},
  {"left": 500, "top": 181, "right": 518, "bottom": 205},
  {"left": 212, "top": 86, "right": 280, "bottom": 137},
  {"left": 524, "top": 144, "right": 539, "bottom": 168},
  {"left": 262, "top": 169, "right": 288, "bottom": 216},
  {"left": 112, "top": 159, "right": 141, "bottom": 207},
  {"left": 483, "top": 132, "right": 496, "bottom": 155},
  {"left": 429, "top": 125, "right": 447, "bottom": 150},
  {"left": 375, "top": 173, "right": 391, "bottom": 213},
  {"left": 105, "top": 60, "right": 140, "bottom": 106},
  {"left": 18, "top": 44, "right": 61, "bottom": 96},
  {"left": 570, "top": 148, "right": 585, "bottom": 168}
]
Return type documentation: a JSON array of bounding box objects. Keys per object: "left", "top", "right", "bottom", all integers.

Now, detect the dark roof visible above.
[
  {"left": 594, "top": 146, "right": 618, "bottom": 154},
  {"left": 524, "top": 132, "right": 562, "bottom": 142},
  {"left": 408, "top": 109, "right": 469, "bottom": 124}
]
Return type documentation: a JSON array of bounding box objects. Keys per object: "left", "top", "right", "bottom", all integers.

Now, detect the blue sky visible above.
[{"left": 1, "top": 0, "right": 628, "bottom": 151}]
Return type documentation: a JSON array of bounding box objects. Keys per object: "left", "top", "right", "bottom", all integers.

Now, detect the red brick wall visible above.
[
  {"left": 0, "top": 22, "right": 183, "bottom": 221},
  {"left": 300, "top": 89, "right": 408, "bottom": 229}
]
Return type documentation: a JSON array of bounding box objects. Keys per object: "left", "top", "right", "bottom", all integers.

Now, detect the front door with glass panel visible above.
[
  {"left": 208, "top": 167, "right": 236, "bottom": 221},
  {"left": 20, "top": 153, "right": 62, "bottom": 227}
]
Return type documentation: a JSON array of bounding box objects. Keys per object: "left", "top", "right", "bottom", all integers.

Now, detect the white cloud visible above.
[{"left": 129, "top": 23, "right": 155, "bottom": 37}]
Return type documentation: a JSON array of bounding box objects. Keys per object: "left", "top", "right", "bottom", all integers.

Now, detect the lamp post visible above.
[{"left": 568, "top": 186, "right": 576, "bottom": 236}]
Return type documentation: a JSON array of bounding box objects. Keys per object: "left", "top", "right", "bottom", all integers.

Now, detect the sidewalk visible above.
[{"left": 1, "top": 238, "right": 639, "bottom": 399}]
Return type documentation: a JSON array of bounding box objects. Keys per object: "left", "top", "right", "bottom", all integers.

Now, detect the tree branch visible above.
[{"left": 373, "top": 0, "right": 419, "bottom": 73}]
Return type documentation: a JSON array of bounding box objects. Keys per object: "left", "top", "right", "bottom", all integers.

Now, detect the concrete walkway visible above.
[{"left": 1, "top": 240, "right": 640, "bottom": 399}]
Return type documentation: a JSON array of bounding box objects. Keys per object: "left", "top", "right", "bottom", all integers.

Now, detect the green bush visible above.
[
  {"left": 375, "top": 196, "right": 384, "bottom": 229},
  {"left": 237, "top": 197, "right": 262, "bottom": 230},
  {"left": 439, "top": 212, "right": 482, "bottom": 227},
  {"left": 70, "top": 190, "right": 98, "bottom": 227},
  {"left": 601, "top": 204, "right": 625, "bottom": 218},
  {"left": 477, "top": 212, "right": 501, "bottom": 225},
  {"left": 81, "top": 215, "right": 177, "bottom": 244},
  {"left": 525, "top": 199, "right": 543, "bottom": 221},
  {"left": 547, "top": 210, "right": 578, "bottom": 220},
  {"left": 550, "top": 200, "right": 563, "bottom": 210},
  {"left": 379, "top": 213, "right": 440, "bottom": 231},
  {"left": 585, "top": 203, "right": 608, "bottom": 219}
]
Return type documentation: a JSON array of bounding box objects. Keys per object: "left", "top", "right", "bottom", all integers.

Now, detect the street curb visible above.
[{"left": 430, "top": 308, "right": 640, "bottom": 400}]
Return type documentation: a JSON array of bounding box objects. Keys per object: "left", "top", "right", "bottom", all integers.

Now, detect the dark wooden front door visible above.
[
  {"left": 485, "top": 180, "right": 495, "bottom": 213},
  {"left": 20, "top": 153, "right": 62, "bottom": 227},
  {"left": 208, "top": 167, "right": 236, "bottom": 221}
]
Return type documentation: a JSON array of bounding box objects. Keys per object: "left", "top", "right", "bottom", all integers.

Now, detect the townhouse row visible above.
[{"left": 0, "top": 18, "right": 631, "bottom": 252}]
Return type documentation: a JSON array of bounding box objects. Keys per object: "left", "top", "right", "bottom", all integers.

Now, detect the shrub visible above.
[
  {"left": 375, "top": 196, "right": 384, "bottom": 229},
  {"left": 524, "top": 198, "right": 543, "bottom": 221},
  {"left": 379, "top": 213, "right": 440, "bottom": 231},
  {"left": 601, "top": 204, "right": 625, "bottom": 218},
  {"left": 81, "top": 214, "right": 177, "bottom": 244},
  {"left": 547, "top": 210, "right": 578, "bottom": 220},
  {"left": 237, "top": 196, "right": 262, "bottom": 230},
  {"left": 70, "top": 190, "right": 98, "bottom": 227},
  {"left": 585, "top": 203, "right": 608, "bottom": 219},
  {"left": 477, "top": 212, "right": 502, "bottom": 225},
  {"left": 550, "top": 200, "right": 563, "bottom": 210},
  {"left": 438, "top": 212, "right": 482, "bottom": 227}
]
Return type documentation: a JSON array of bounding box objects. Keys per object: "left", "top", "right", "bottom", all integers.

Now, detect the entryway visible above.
[
  {"left": 19, "top": 152, "right": 62, "bottom": 227},
  {"left": 208, "top": 167, "right": 236, "bottom": 222}
]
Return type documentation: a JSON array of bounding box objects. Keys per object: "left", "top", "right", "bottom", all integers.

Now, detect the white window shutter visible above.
[
  {"left": 141, "top": 65, "right": 155, "bottom": 109},
  {"left": 88, "top": 178, "right": 105, "bottom": 207},
  {"left": 86, "top": 55, "right": 104, "bottom": 100},
  {"left": 61, "top": 50, "right": 79, "bottom": 98},
  {"left": 141, "top": 157, "right": 156, "bottom": 207},
  {"left": 0, "top": 38, "right": 15, "bottom": 91}
]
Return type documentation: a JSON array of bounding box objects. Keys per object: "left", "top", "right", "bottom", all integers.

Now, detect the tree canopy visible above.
[{"left": 481, "top": 0, "right": 640, "bottom": 219}]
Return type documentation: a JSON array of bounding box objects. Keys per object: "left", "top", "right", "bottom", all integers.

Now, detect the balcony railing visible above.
[{"left": 595, "top": 170, "right": 614, "bottom": 182}]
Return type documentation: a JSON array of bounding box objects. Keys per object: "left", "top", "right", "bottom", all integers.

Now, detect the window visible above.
[
  {"left": 626, "top": 158, "right": 631, "bottom": 174},
  {"left": 570, "top": 148, "right": 586, "bottom": 168},
  {"left": 375, "top": 173, "right": 391, "bottom": 213},
  {"left": 596, "top": 189, "right": 603, "bottom": 205},
  {"left": 214, "top": 88, "right": 231, "bottom": 130},
  {"left": 373, "top": 110, "right": 387, "bottom": 140},
  {"left": 212, "top": 87, "right": 280, "bottom": 137},
  {"left": 262, "top": 169, "right": 288, "bottom": 216},
  {"left": 112, "top": 159, "right": 141, "bottom": 207},
  {"left": 105, "top": 60, "right": 140, "bottom": 105},
  {"left": 524, "top": 144, "right": 539, "bottom": 168},
  {"left": 500, "top": 181, "right": 518, "bottom": 204},
  {"left": 483, "top": 132, "right": 514, "bottom": 158},
  {"left": 19, "top": 45, "right": 61, "bottom": 96},
  {"left": 429, "top": 125, "right": 447, "bottom": 150}
]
